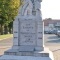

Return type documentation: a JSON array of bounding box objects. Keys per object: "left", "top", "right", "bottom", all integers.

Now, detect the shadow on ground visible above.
[
  {"left": 47, "top": 35, "right": 60, "bottom": 43},
  {"left": 48, "top": 35, "right": 58, "bottom": 39},
  {"left": 47, "top": 39, "right": 60, "bottom": 43}
]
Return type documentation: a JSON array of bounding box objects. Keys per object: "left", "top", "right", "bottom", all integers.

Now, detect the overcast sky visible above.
[{"left": 41, "top": 0, "right": 60, "bottom": 19}]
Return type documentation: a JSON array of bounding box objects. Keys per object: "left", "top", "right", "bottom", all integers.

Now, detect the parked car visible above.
[
  {"left": 44, "top": 30, "right": 57, "bottom": 34},
  {"left": 53, "top": 30, "right": 57, "bottom": 34},
  {"left": 44, "top": 31, "right": 53, "bottom": 34},
  {"left": 57, "top": 30, "right": 60, "bottom": 37},
  {"left": 44, "top": 31, "right": 49, "bottom": 34}
]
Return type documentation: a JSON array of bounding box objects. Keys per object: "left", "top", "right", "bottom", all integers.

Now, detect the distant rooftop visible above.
[{"left": 43, "top": 18, "right": 60, "bottom": 26}]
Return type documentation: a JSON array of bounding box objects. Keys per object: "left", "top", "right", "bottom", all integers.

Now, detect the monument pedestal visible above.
[
  {"left": 3, "top": 16, "right": 54, "bottom": 60},
  {"left": 4, "top": 16, "right": 44, "bottom": 55}
]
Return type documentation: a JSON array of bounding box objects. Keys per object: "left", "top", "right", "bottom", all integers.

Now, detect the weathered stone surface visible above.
[{"left": 0, "top": 0, "right": 54, "bottom": 60}]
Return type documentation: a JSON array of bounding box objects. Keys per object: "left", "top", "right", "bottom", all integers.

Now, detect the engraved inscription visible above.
[
  {"left": 20, "top": 20, "right": 36, "bottom": 45},
  {"left": 38, "top": 37, "right": 42, "bottom": 39},
  {"left": 20, "top": 21, "right": 35, "bottom": 33}
]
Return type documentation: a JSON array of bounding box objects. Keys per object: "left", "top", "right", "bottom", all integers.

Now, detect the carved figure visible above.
[
  {"left": 34, "top": 0, "right": 41, "bottom": 16},
  {"left": 19, "top": 0, "right": 41, "bottom": 16},
  {"left": 19, "top": 0, "right": 33, "bottom": 16}
]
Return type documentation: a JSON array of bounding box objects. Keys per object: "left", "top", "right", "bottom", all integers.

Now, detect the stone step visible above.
[{"left": 0, "top": 55, "right": 51, "bottom": 60}]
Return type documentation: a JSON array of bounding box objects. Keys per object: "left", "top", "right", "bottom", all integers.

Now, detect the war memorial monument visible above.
[{"left": 0, "top": 0, "right": 54, "bottom": 60}]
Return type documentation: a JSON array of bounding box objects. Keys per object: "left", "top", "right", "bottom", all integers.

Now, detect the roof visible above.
[{"left": 43, "top": 18, "right": 60, "bottom": 26}]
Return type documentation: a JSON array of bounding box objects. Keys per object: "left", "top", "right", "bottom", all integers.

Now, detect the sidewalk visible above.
[
  {"left": 0, "top": 46, "right": 12, "bottom": 56},
  {"left": 46, "top": 46, "right": 60, "bottom": 60},
  {"left": 0, "top": 37, "right": 13, "bottom": 55}
]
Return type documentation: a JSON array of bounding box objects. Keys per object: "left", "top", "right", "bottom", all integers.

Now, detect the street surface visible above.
[
  {"left": 44, "top": 34, "right": 60, "bottom": 60},
  {"left": 0, "top": 34, "right": 60, "bottom": 60}
]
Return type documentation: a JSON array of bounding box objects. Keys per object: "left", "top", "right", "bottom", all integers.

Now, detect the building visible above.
[{"left": 43, "top": 18, "right": 60, "bottom": 33}]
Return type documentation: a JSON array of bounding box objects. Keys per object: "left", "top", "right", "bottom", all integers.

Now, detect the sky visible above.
[{"left": 41, "top": 0, "right": 60, "bottom": 19}]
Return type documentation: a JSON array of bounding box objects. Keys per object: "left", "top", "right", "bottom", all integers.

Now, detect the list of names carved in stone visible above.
[{"left": 20, "top": 20, "right": 36, "bottom": 45}]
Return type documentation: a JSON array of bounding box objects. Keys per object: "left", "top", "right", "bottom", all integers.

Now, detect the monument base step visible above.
[
  {"left": 4, "top": 47, "right": 54, "bottom": 60},
  {"left": 0, "top": 55, "right": 54, "bottom": 60},
  {"left": 4, "top": 46, "right": 44, "bottom": 56}
]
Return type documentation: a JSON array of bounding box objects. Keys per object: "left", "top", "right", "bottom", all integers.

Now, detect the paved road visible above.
[
  {"left": 0, "top": 34, "right": 60, "bottom": 60},
  {"left": 44, "top": 34, "right": 60, "bottom": 60},
  {"left": 44, "top": 34, "right": 60, "bottom": 51},
  {"left": 44, "top": 34, "right": 60, "bottom": 46}
]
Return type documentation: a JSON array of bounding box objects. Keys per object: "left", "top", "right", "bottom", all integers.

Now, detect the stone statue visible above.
[
  {"left": 34, "top": 0, "right": 42, "bottom": 16},
  {"left": 19, "top": 0, "right": 42, "bottom": 16},
  {"left": 19, "top": 0, "right": 33, "bottom": 16}
]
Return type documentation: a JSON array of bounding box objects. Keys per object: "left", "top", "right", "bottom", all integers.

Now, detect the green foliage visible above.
[
  {"left": 0, "top": 0, "right": 20, "bottom": 34},
  {"left": 0, "top": 0, "right": 20, "bottom": 24}
]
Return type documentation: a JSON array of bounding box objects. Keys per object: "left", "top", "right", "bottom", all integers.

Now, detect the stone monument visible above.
[{"left": 0, "top": 0, "right": 54, "bottom": 60}]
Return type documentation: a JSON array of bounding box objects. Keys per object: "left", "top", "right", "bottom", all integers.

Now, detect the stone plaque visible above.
[{"left": 19, "top": 20, "right": 36, "bottom": 45}]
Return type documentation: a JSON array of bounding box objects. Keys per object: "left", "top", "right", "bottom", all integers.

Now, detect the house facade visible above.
[{"left": 43, "top": 18, "right": 60, "bottom": 33}]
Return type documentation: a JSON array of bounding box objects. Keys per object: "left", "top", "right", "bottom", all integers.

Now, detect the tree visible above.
[
  {"left": 0, "top": 15, "right": 6, "bottom": 34},
  {"left": 8, "top": 21, "right": 13, "bottom": 34},
  {"left": 0, "top": 0, "right": 20, "bottom": 34}
]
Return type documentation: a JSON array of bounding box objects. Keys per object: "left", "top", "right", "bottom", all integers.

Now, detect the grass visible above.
[{"left": 0, "top": 34, "right": 13, "bottom": 40}]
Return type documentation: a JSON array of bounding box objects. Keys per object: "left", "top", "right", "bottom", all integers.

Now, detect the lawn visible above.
[{"left": 0, "top": 34, "right": 13, "bottom": 40}]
